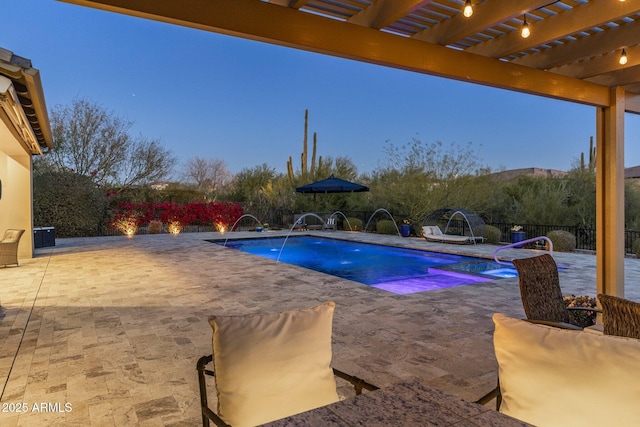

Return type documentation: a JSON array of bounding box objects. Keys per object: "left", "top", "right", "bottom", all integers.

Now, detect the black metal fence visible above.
[
  {"left": 483, "top": 222, "right": 640, "bottom": 254},
  {"left": 486, "top": 223, "right": 596, "bottom": 251},
  {"left": 101, "top": 210, "right": 640, "bottom": 255}
]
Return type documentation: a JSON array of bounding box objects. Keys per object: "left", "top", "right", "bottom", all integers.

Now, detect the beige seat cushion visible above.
[
  {"left": 209, "top": 302, "right": 338, "bottom": 427},
  {"left": 1, "top": 229, "right": 23, "bottom": 243},
  {"left": 422, "top": 226, "right": 436, "bottom": 236},
  {"left": 493, "top": 313, "right": 640, "bottom": 427}
]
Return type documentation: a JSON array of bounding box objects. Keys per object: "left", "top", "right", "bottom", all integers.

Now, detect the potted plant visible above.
[
  {"left": 511, "top": 225, "right": 526, "bottom": 247},
  {"left": 400, "top": 219, "right": 412, "bottom": 237}
]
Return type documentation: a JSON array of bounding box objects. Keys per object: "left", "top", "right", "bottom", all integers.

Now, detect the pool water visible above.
[{"left": 212, "top": 236, "right": 519, "bottom": 295}]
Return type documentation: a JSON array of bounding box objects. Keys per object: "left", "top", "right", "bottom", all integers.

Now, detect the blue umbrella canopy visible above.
[{"left": 295, "top": 174, "right": 369, "bottom": 194}]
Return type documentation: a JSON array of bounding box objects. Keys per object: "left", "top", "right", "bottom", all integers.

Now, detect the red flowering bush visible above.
[{"left": 109, "top": 201, "right": 243, "bottom": 235}]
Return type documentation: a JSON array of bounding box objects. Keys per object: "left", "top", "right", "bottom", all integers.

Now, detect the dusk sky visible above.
[{"left": 5, "top": 0, "right": 640, "bottom": 176}]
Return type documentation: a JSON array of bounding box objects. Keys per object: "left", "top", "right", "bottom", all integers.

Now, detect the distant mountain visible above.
[
  {"left": 486, "top": 166, "right": 640, "bottom": 182},
  {"left": 488, "top": 167, "right": 568, "bottom": 181}
]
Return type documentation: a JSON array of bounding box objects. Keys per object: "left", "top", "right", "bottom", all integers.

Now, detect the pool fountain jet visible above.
[
  {"left": 443, "top": 210, "right": 479, "bottom": 246},
  {"left": 364, "top": 208, "right": 401, "bottom": 237},
  {"left": 276, "top": 212, "right": 327, "bottom": 263},
  {"left": 328, "top": 211, "right": 354, "bottom": 231},
  {"left": 223, "top": 214, "right": 265, "bottom": 247}
]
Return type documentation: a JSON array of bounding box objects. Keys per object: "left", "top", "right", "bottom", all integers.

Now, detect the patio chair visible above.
[
  {"left": 476, "top": 313, "right": 640, "bottom": 426},
  {"left": 291, "top": 214, "right": 307, "bottom": 231},
  {"left": 512, "top": 254, "right": 596, "bottom": 330},
  {"left": 0, "top": 229, "right": 25, "bottom": 267},
  {"left": 598, "top": 293, "right": 640, "bottom": 339},
  {"left": 196, "top": 301, "right": 378, "bottom": 427},
  {"left": 421, "top": 225, "right": 483, "bottom": 244},
  {"left": 323, "top": 217, "right": 337, "bottom": 231}
]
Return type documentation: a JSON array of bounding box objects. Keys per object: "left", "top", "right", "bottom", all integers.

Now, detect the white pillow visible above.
[
  {"left": 493, "top": 313, "right": 640, "bottom": 427},
  {"left": 209, "top": 302, "right": 338, "bottom": 427},
  {"left": 422, "top": 226, "right": 433, "bottom": 236}
]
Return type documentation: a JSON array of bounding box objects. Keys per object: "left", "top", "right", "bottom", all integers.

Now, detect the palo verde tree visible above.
[{"left": 367, "top": 137, "right": 488, "bottom": 223}]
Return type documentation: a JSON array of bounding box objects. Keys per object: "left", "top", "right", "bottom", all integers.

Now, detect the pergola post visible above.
[{"left": 596, "top": 86, "right": 625, "bottom": 297}]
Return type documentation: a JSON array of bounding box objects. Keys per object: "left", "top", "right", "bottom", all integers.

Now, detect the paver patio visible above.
[{"left": 1, "top": 231, "right": 638, "bottom": 426}]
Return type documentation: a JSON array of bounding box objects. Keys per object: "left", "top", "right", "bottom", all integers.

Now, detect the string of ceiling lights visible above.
[{"left": 461, "top": 0, "right": 628, "bottom": 64}]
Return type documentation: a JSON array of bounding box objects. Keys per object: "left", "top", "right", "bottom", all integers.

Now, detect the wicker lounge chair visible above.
[
  {"left": 0, "top": 229, "right": 25, "bottom": 267},
  {"left": 421, "top": 225, "right": 483, "bottom": 244},
  {"left": 196, "top": 302, "right": 377, "bottom": 427},
  {"left": 512, "top": 254, "right": 598, "bottom": 330},
  {"left": 598, "top": 293, "right": 640, "bottom": 339}
]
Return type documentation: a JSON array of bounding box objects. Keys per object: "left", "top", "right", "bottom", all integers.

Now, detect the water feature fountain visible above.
[
  {"left": 327, "top": 211, "right": 354, "bottom": 231},
  {"left": 443, "top": 210, "right": 480, "bottom": 246},
  {"left": 223, "top": 214, "right": 264, "bottom": 247},
  {"left": 364, "top": 208, "right": 401, "bottom": 237},
  {"left": 276, "top": 212, "right": 327, "bottom": 263}
]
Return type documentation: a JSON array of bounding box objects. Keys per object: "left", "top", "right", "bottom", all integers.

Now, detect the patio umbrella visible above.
[{"left": 296, "top": 174, "right": 369, "bottom": 207}]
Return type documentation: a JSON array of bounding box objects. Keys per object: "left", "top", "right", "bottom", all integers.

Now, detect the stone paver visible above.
[{"left": 0, "top": 231, "right": 638, "bottom": 426}]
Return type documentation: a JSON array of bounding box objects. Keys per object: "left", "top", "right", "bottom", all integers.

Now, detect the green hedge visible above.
[
  {"left": 345, "top": 217, "right": 362, "bottom": 231},
  {"left": 547, "top": 230, "right": 576, "bottom": 252},
  {"left": 33, "top": 170, "right": 106, "bottom": 237},
  {"left": 477, "top": 225, "right": 501, "bottom": 244},
  {"left": 376, "top": 219, "right": 398, "bottom": 235}
]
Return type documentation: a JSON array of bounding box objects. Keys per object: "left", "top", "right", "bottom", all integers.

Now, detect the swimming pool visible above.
[{"left": 212, "top": 236, "right": 518, "bottom": 295}]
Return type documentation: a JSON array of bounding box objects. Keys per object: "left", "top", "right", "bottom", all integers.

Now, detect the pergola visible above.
[{"left": 61, "top": 0, "right": 640, "bottom": 297}]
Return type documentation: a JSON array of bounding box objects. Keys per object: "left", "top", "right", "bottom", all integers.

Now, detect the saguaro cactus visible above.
[
  {"left": 287, "top": 109, "right": 319, "bottom": 183},
  {"left": 580, "top": 136, "right": 596, "bottom": 172}
]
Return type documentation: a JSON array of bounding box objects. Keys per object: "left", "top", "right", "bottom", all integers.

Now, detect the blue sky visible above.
[{"left": 4, "top": 0, "right": 640, "bottom": 175}]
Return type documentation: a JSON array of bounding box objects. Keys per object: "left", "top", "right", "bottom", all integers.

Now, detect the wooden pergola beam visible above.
[
  {"left": 466, "top": 1, "right": 640, "bottom": 59},
  {"left": 515, "top": 19, "right": 640, "bottom": 71},
  {"left": 416, "top": 0, "right": 548, "bottom": 46},
  {"left": 348, "top": 0, "right": 431, "bottom": 30},
  {"left": 59, "top": 0, "right": 610, "bottom": 108},
  {"left": 596, "top": 86, "right": 626, "bottom": 298}
]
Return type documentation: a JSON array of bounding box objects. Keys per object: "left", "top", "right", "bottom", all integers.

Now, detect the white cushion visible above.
[
  {"left": 422, "top": 226, "right": 445, "bottom": 237},
  {"left": 493, "top": 313, "right": 640, "bottom": 427},
  {"left": 209, "top": 302, "right": 339, "bottom": 427}
]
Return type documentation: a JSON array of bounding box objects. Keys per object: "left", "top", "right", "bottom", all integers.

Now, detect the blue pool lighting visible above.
[{"left": 211, "top": 236, "right": 525, "bottom": 295}]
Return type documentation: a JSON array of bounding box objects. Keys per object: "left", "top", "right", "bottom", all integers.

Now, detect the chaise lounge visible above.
[{"left": 422, "top": 225, "right": 483, "bottom": 244}]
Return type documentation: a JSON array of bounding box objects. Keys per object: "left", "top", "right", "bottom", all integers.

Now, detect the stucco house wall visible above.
[{"left": 0, "top": 49, "right": 52, "bottom": 260}]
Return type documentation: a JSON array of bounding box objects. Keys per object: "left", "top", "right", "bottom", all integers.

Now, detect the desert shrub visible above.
[
  {"left": 345, "top": 217, "right": 362, "bottom": 231},
  {"left": 376, "top": 219, "right": 398, "bottom": 235},
  {"left": 33, "top": 170, "right": 106, "bottom": 237},
  {"left": 148, "top": 220, "right": 163, "bottom": 234},
  {"left": 546, "top": 230, "right": 576, "bottom": 252},
  {"left": 633, "top": 239, "right": 640, "bottom": 258},
  {"left": 476, "top": 225, "right": 501, "bottom": 244}
]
